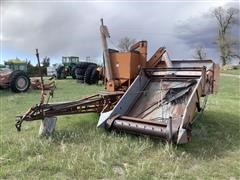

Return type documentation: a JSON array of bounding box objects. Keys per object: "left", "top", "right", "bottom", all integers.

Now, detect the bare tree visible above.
[
  {"left": 213, "top": 7, "right": 239, "bottom": 65},
  {"left": 193, "top": 45, "right": 207, "bottom": 60},
  {"left": 117, "top": 37, "right": 136, "bottom": 52}
]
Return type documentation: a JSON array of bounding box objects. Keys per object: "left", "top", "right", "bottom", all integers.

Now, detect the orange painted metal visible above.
[
  {"left": 105, "top": 41, "right": 168, "bottom": 92},
  {"left": 106, "top": 51, "right": 144, "bottom": 91},
  {"left": 30, "top": 78, "right": 56, "bottom": 91}
]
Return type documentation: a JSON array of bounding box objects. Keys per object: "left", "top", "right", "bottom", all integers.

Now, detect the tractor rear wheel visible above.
[
  {"left": 90, "top": 68, "right": 99, "bottom": 84},
  {"left": 75, "top": 62, "right": 97, "bottom": 69},
  {"left": 84, "top": 65, "right": 96, "bottom": 84},
  {"left": 10, "top": 70, "right": 30, "bottom": 93},
  {"left": 75, "top": 68, "right": 86, "bottom": 81}
]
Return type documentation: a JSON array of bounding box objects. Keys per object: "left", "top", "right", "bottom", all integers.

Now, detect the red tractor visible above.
[{"left": 0, "top": 68, "right": 30, "bottom": 93}]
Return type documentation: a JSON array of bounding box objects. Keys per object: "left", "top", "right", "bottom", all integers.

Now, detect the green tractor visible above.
[
  {"left": 56, "top": 56, "right": 102, "bottom": 84},
  {"left": 56, "top": 56, "right": 79, "bottom": 79}
]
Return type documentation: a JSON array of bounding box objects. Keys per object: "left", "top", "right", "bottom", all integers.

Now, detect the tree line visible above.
[{"left": 27, "top": 56, "right": 50, "bottom": 76}]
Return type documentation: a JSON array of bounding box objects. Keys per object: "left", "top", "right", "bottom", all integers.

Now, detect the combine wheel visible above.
[{"left": 10, "top": 70, "right": 30, "bottom": 93}]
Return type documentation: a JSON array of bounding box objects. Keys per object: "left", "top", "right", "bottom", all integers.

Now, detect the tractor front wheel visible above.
[{"left": 56, "top": 66, "right": 66, "bottom": 79}]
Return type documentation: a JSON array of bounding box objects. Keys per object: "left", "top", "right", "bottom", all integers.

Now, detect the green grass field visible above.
[{"left": 1, "top": 74, "right": 240, "bottom": 179}]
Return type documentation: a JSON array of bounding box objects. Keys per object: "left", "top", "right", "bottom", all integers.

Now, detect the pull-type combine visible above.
[{"left": 16, "top": 19, "right": 219, "bottom": 144}]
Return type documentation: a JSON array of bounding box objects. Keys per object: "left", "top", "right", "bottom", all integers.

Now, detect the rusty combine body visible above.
[
  {"left": 16, "top": 19, "right": 219, "bottom": 144},
  {"left": 99, "top": 60, "right": 219, "bottom": 143}
]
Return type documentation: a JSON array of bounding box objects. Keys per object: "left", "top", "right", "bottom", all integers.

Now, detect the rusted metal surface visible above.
[
  {"left": 100, "top": 19, "right": 112, "bottom": 81},
  {"left": 146, "top": 47, "right": 165, "bottom": 68},
  {"left": 15, "top": 93, "right": 123, "bottom": 131},
  {"left": 30, "top": 78, "right": 56, "bottom": 90},
  {"left": 0, "top": 68, "right": 12, "bottom": 87},
  {"left": 16, "top": 59, "right": 219, "bottom": 144},
  {"left": 100, "top": 61, "right": 218, "bottom": 144}
]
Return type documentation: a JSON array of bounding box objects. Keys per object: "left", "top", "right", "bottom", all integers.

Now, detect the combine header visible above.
[{"left": 16, "top": 19, "right": 219, "bottom": 144}]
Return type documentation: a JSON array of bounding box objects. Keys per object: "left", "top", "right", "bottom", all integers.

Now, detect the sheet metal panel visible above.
[{"left": 97, "top": 74, "right": 150, "bottom": 127}]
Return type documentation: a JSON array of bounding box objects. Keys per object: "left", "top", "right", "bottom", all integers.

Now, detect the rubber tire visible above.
[
  {"left": 71, "top": 66, "right": 77, "bottom": 79},
  {"left": 68, "top": 63, "right": 76, "bottom": 77},
  {"left": 84, "top": 65, "right": 96, "bottom": 84},
  {"left": 10, "top": 70, "right": 30, "bottom": 93},
  {"left": 75, "top": 68, "right": 86, "bottom": 80},
  {"left": 75, "top": 62, "right": 97, "bottom": 69},
  {"left": 90, "top": 68, "right": 99, "bottom": 84},
  {"left": 56, "top": 66, "right": 66, "bottom": 79}
]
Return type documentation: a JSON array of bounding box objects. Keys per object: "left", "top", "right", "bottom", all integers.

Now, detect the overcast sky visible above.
[{"left": 1, "top": 0, "right": 239, "bottom": 65}]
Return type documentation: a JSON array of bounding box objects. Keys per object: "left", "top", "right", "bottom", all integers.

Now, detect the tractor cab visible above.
[
  {"left": 62, "top": 56, "right": 79, "bottom": 66},
  {"left": 4, "top": 59, "right": 28, "bottom": 72}
]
